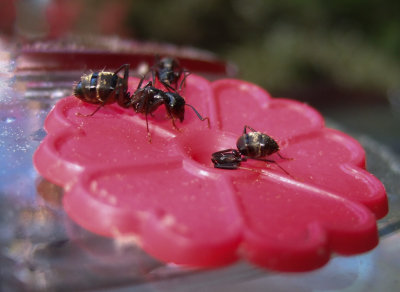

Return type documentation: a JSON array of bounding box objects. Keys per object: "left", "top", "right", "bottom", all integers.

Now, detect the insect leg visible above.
[
  {"left": 145, "top": 109, "right": 151, "bottom": 142},
  {"left": 151, "top": 66, "right": 157, "bottom": 86},
  {"left": 243, "top": 125, "right": 258, "bottom": 134},
  {"left": 141, "top": 90, "right": 154, "bottom": 142},
  {"left": 113, "top": 64, "right": 130, "bottom": 79},
  {"left": 251, "top": 157, "right": 294, "bottom": 178},
  {"left": 161, "top": 81, "right": 177, "bottom": 92},
  {"left": 136, "top": 75, "right": 149, "bottom": 91},
  {"left": 77, "top": 102, "right": 105, "bottom": 117},
  {"left": 178, "top": 69, "right": 191, "bottom": 91},
  {"left": 78, "top": 87, "right": 118, "bottom": 117},
  {"left": 185, "top": 103, "right": 211, "bottom": 128},
  {"left": 114, "top": 65, "right": 131, "bottom": 107},
  {"left": 163, "top": 102, "right": 180, "bottom": 131},
  {"left": 150, "top": 55, "right": 161, "bottom": 85},
  {"left": 127, "top": 80, "right": 152, "bottom": 108}
]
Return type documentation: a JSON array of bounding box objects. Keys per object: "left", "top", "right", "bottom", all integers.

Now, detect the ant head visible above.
[
  {"left": 236, "top": 134, "right": 250, "bottom": 156},
  {"left": 160, "top": 57, "right": 179, "bottom": 68},
  {"left": 165, "top": 92, "right": 185, "bottom": 122}
]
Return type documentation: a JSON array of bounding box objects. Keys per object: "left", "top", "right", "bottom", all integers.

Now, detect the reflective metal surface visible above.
[{"left": 1, "top": 42, "right": 400, "bottom": 291}]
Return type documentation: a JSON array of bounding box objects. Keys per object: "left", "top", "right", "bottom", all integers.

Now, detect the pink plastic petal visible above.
[
  {"left": 33, "top": 74, "right": 388, "bottom": 271},
  {"left": 65, "top": 163, "right": 243, "bottom": 267}
]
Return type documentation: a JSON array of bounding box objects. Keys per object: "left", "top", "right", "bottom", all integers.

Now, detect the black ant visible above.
[
  {"left": 149, "top": 56, "right": 190, "bottom": 92},
  {"left": 211, "top": 125, "right": 293, "bottom": 177},
  {"left": 74, "top": 64, "right": 131, "bottom": 116},
  {"left": 129, "top": 77, "right": 210, "bottom": 141},
  {"left": 73, "top": 64, "right": 209, "bottom": 141}
]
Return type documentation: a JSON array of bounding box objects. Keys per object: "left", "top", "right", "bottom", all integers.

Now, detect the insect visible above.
[
  {"left": 74, "top": 64, "right": 131, "bottom": 116},
  {"left": 211, "top": 125, "right": 293, "bottom": 176},
  {"left": 150, "top": 56, "right": 190, "bottom": 92},
  {"left": 129, "top": 77, "right": 210, "bottom": 141},
  {"left": 74, "top": 64, "right": 209, "bottom": 141}
]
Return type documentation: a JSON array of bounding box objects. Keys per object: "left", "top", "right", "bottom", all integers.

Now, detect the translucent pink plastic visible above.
[{"left": 33, "top": 75, "right": 388, "bottom": 272}]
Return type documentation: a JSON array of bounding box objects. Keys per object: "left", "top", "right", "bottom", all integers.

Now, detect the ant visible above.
[
  {"left": 129, "top": 77, "right": 210, "bottom": 141},
  {"left": 211, "top": 125, "right": 293, "bottom": 177},
  {"left": 74, "top": 64, "right": 131, "bottom": 116},
  {"left": 73, "top": 64, "right": 209, "bottom": 141},
  {"left": 149, "top": 56, "right": 190, "bottom": 92}
]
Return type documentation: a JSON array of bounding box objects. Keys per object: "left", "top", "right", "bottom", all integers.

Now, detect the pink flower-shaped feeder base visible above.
[{"left": 33, "top": 75, "right": 388, "bottom": 272}]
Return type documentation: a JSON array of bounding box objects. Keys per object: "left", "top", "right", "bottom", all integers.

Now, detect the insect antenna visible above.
[
  {"left": 185, "top": 103, "right": 210, "bottom": 128},
  {"left": 277, "top": 152, "right": 293, "bottom": 160},
  {"left": 252, "top": 157, "right": 294, "bottom": 179},
  {"left": 273, "top": 161, "right": 293, "bottom": 178},
  {"left": 271, "top": 160, "right": 294, "bottom": 179}
]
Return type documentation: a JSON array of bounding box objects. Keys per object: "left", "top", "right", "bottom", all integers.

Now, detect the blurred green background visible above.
[{"left": 126, "top": 0, "right": 400, "bottom": 103}]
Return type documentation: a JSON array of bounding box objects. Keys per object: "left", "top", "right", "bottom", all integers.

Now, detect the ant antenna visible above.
[
  {"left": 266, "top": 159, "right": 294, "bottom": 179},
  {"left": 253, "top": 157, "right": 294, "bottom": 179},
  {"left": 277, "top": 152, "right": 293, "bottom": 161},
  {"left": 273, "top": 161, "right": 294, "bottom": 179},
  {"left": 185, "top": 103, "right": 210, "bottom": 128}
]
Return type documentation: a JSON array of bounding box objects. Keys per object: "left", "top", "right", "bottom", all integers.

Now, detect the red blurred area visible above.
[
  {"left": 0, "top": 0, "right": 16, "bottom": 35},
  {"left": 45, "top": 0, "right": 83, "bottom": 38}
]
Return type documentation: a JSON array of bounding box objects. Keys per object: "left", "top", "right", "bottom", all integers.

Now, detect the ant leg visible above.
[
  {"left": 77, "top": 104, "right": 104, "bottom": 117},
  {"left": 115, "top": 65, "right": 131, "bottom": 108},
  {"left": 130, "top": 82, "right": 155, "bottom": 111},
  {"left": 141, "top": 91, "right": 154, "bottom": 142},
  {"left": 140, "top": 85, "right": 164, "bottom": 143},
  {"left": 151, "top": 67, "right": 157, "bottom": 86},
  {"left": 145, "top": 111, "right": 152, "bottom": 142},
  {"left": 171, "top": 117, "right": 180, "bottom": 131},
  {"left": 243, "top": 125, "right": 258, "bottom": 134},
  {"left": 130, "top": 84, "right": 154, "bottom": 142},
  {"left": 143, "top": 92, "right": 153, "bottom": 142},
  {"left": 127, "top": 80, "right": 153, "bottom": 108},
  {"left": 136, "top": 75, "right": 149, "bottom": 91},
  {"left": 161, "top": 81, "right": 176, "bottom": 92},
  {"left": 114, "top": 64, "right": 130, "bottom": 79},
  {"left": 185, "top": 103, "right": 211, "bottom": 128},
  {"left": 164, "top": 104, "right": 180, "bottom": 131},
  {"left": 150, "top": 54, "right": 160, "bottom": 86},
  {"left": 77, "top": 90, "right": 114, "bottom": 117},
  {"left": 251, "top": 157, "right": 294, "bottom": 178},
  {"left": 178, "top": 70, "right": 191, "bottom": 91}
]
